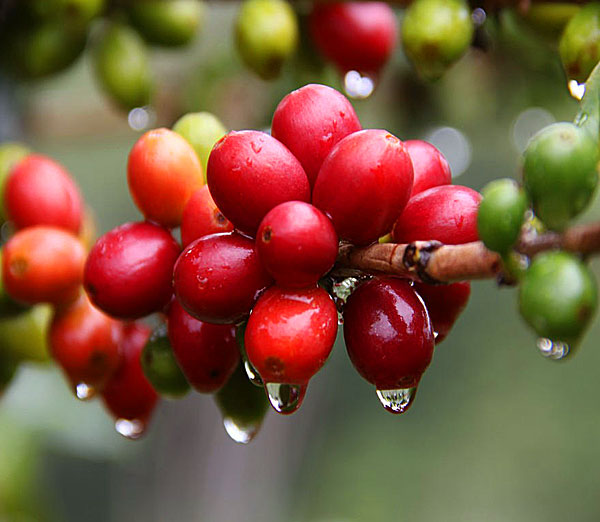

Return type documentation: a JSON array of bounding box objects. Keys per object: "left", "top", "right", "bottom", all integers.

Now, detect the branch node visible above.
[{"left": 402, "top": 241, "right": 444, "bottom": 284}]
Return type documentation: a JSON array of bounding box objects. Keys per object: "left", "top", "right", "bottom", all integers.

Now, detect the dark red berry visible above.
[
  {"left": 5, "top": 154, "right": 83, "bottom": 233},
  {"left": 271, "top": 84, "right": 362, "bottom": 187},
  {"left": 245, "top": 286, "right": 338, "bottom": 384},
  {"left": 173, "top": 232, "right": 272, "bottom": 324},
  {"left": 167, "top": 299, "right": 239, "bottom": 393},
  {"left": 312, "top": 129, "right": 414, "bottom": 246},
  {"left": 180, "top": 186, "right": 233, "bottom": 247},
  {"left": 207, "top": 130, "right": 310, "bottom": 237},
  {"left": 392, "top": 185, "right": 482, "bottom": 245},
  {"left": 84, "top": 221, "right": 180, "bottom": 319},
  {"left": 256, "top": 201, "right": 338, "bottom": 288},
  {"left": 343, "top": 277, "right": 434, "bottom": 390},
  {"left": 405, "top": 140, "right": 452, "bottom": 197},
  {"left": 413, "top": 281, "right": 470, "bottom": 344}
]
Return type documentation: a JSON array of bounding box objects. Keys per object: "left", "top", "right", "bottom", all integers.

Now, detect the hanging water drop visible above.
[
  {"left": 344, "top": 70, "right": 375, "bottom": 100},
  {"left": 74, "top": 382, "right": 96, "bottom": 401},
  {"left": 568, "top": 79, "right": 586, "bottom": 101},
  {"left": 265, "top": 382, "right": 306, "bottom": 414},
  {"left": 536, "top": 337, "right": 570, "bottom": 360},
  {"left": 244, "top": 360, "right": 263, "bottom": 387},
  {"left": 337, "top": 311, "right": 344, "bottom": 325},
  {"left": 332, "top": 277, "right": 361, "bottom": 310},
  {"left": 376, "top": 387, "right": 417, "bottom": 414},
  {"left": 115, "top": 418, "right": 146, "bottom": 440},
  {"left": 223, "top": 417, "right": 260, "bottom": 444}
]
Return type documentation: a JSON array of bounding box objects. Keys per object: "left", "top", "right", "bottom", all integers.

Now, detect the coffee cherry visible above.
[
  {"left": 167, "top": 299, "right": 239, "bottom": 393},
  {"left": 413, "top": 281, "right": 470, "bottom": 344},
  {"left": 140, "top": 325, "right": 190, "bottom": 398},
  {"left": 24, "top": 0, "right": 105, "bottom": 24},
  {"left": 172, "top": 112, "right": 227, "bottom": 177},
  {"left": 128, "top": 128, "right": 204, "bottom": 228},
  {"left": 271, "top": 83, "right": 362, "bottom": 187},
  {"left": 207, "top": 130, "right": 310, "bottom": 236},
  {"left": 0, "top": 350, "right": 18, "bottom": 395},
  {"left": 393, "top": 185, "right": 482, "bottom": 245},
  {"left": 235, "top": 0, "right": 299, "bottom": 80},
  {"left": 180, "top": 186, "right": 233, "bottom": 247},
  {"left": 127, "top": 0, "right": 204, "bottom": 47},
  {"left": 519, "top": 251, "right": 597, "bottom": 349},
  {"left": 93, "top": 23, "right": 152, "bottom": 110},
  {"left": 521, "top": 3, "right": 579, "bottom": 41},
  {"left": 0, "top": 142, "right": 30, "bottom": 222},
  {"left": 256, "top": 201, "right": 338, "bottom": 288},
  {"left": 173, "top": 232, "right": 272, "bottom": 324},
  {"left": 3, "top": 226, "right": 85, "bottom": 306},
  {"left": 245, "top": 286, "right": 337, "bottom": 387},
  {"left": 5, "top": 154, "right": 83, "bottom": 233},
  {"left": 308, "top": 2, "right": 397, "bottom": 75},
  {"left": 343, "top": 277, "right": 434, "bottom": 413},
  {"left": 102, "top": 322, "right": 159, "bottom": 438},
  {"left": 402, "top": 0, "right": 474, "bottom": 80},
  {"left": 84, "top": 221, "right": 180, "bottom": 319},
  {"left": 405, "top": 140, "right": 452, "bottom": 197},
  {"left": 523, "top": 122, "right": 598, "bottom": 232},
  {"left": 0, "top": 305, "right": 51, "bottom": 363},
  {"left": 312, "top": 129, "right": 414, "bottom": 246},
  {"left": 49, "top": 293, "right": 123, "bottom": 397},
  {"left": 215, "top": 363, "right": 269, "bottom": 444},
  {"left": 560, "top": 3, "right": 600, "bottom": 82}
]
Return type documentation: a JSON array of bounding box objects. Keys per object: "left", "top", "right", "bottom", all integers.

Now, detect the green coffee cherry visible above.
[
  {"left": 0, "top": 305, "right": 52, "bottom": 364},
  {"left": 235, "top": 0, "right": 299, "bottom": 80},
  {"left": 173, "top": 112, "right": 227, "bottom": 179},
  {"left": 215, "top": 363, "right": 269, "bottom": 443},
  {"left": 521, "top": 3, "right": 579, "bottom": 41},
  {"left": 93, "top": 23, "right": 152, "bottom": 111},
  {"left": 522, "top": 122, "right": 598, "bottom": 231},
  {"left": 25, "top": 0, "right": 105, "bottom": 24},
  {"left": 477, "top": 178, "right": 528, "bottom": 254},
  {"left": 560, "top": 2, "right": 600, "bottom": 82},
  {"left": 0, "top": 143, "right": 30, "bottom": 222},
  {"left": 519, "top": 251, "right": 597, "bottom": 347},
  {"left": 127, "top": 0, "right": 205, "bottom": 47},
  {"left": 140, "top": 328, "right": 190, "bottom": 398},
  {"left": 0, "top": 351, "right": 18, "bottom": 394},
  {"left": 401, "top": 0, "right": 474, "bottom": 80}
]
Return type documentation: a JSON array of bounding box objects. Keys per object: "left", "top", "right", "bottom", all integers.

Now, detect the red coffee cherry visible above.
[
  {"left": 173, "top": 232, "right": 272, "bottom": 324},
  {"left": 413, "top": 281, "right": 470, "bottom": 344},
  {"left": 3, "top": 226, "right": 85, "bottom": 306},
  {"left": 271, "top": 84, "right": 361, "bottom": 187},
  {"left": 405, "top": 140, "right": 452, "bottom": 197},
  {"left": 207, "top": 130, "right": 310, "bottom": 237},
  {"left": 343, "top": 277, "right": 434, "bottom": 414},
  {"left": 5, "top": 154, "right": 83, "bottom": 233},
  {"left": 84, "top": 221, "right": 180, "bottom": 319},
  {"left": 102, "top": 322, "right": 159, "bottom": 439},
  {"left": 167, "top": 299, "right": 239, "bottom": 393},
  {"left": 309, "top": 2, "right": 397, "bottom": 75},
  {"left": 392, "top": 185, "right": 482, "bottom": 245},
  {"left": 245, "top": 286, "right": 337, "bottom": 385},
  {"left": 256, "top": 201, "right": 338, "bottom": 288},
  {"left": 312, "top": 129, "right": 414, "bottom": 246},
  {"left": 180, "top": 186, "right": 233, "bottom": 248},
  {"left": 127, "top": 128, "right": 204, "bottom": 228},
  {"left": 49, "top": 293, "right": 123, "bottom": 397}
]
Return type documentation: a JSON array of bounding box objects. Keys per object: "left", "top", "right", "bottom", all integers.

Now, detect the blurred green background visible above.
[{"left": 2, "top": 4, "right": 600, "bottom": 522}]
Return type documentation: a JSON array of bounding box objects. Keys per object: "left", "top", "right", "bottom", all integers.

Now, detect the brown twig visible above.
[{"left": 335, "top": 221, "right": 600, "bottom": 284}]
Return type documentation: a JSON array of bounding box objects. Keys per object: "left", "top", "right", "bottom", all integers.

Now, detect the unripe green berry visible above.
[
  {"left": 522, "top": 122, "right": 598, "bottom": 231},
  {"left": 521, "top": 3, "right": 579, "bottom": 41},
  {"left": 477, "top": 178, "right": 528, "bottom": 254},
  {"left": 560, "top": 2, "right": 600, "bottom": 82},
  {"left": 0, "top": 143, "right": 30, "bottom": 222},
  {"left": 519, "top": 251, "right": 597, "bottom": 347},
  {"left": 235, "top": 0, "right": 299, "bottom": 80},
  {"left": 25, "top": 0, "right": 106, "bottom": 24},
  {"left": 401, "top": 0, "right": 474, "bottom": 80}
]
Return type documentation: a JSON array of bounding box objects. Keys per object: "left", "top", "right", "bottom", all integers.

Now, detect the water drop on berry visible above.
[
  {"left": 222, "top": 417, "right": 260, "bottom": 444},
  {"left": 265, "top": 382, "right": 307, "bottom": 414},
  {"left": 376, "top": 387, "right": 417, "bottom": 414},
  {"left": 74, "top": 382, "right": 96, "bottom": 401},
  {"left": 244, "top": 359, "right": 263, "bottom": 387},
  {"left": 343, "top": 70, "right": 375, "bottom": 99},
  {"left": 115, "top": 418, "right": 146, "bottom": 440},
  {"left": 536, "top": 337, "right": 571, "bottom": 361}
]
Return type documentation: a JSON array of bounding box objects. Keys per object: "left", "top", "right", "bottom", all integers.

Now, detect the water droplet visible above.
[
  {"left": 536, "top": 338, "right": 570, "bottom": 361},
  {"left": 244, "top": 360, "right": 263, "bottom": 387},
  {"left": 223, "top": 417, "right": 260, "bottom": 444},
  {"left": 568, "top": 79, "right": 586, "bottom": 101},
  {"left": 337, "top": 311, "right": 344, "bottom": 325},
  {"left": 265, "top": 382, "right": 306, "bottom": 414},
  {"left": 332, "top": 277, "right": 361, "bottom": 310},
  {"left": 471, "top": 7, "right": 486, "bottom": 25},
  {"left": 343, "top": 70, "right": 375, "bottom": 100},
  {"left": 575, "top": 112, "right": 589, "bottom": 126},
  {"left": 127, "top": 106, "right": 156, "bottom": 131},
  {"left": 115, "top": 418, "right": 146, "bottom": 440},
  {"left": 75, "top": 382, "right": 96, "bottom": 401},
  {"left": 376, "top": 387, "right": 417, "bottom": 414}
]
